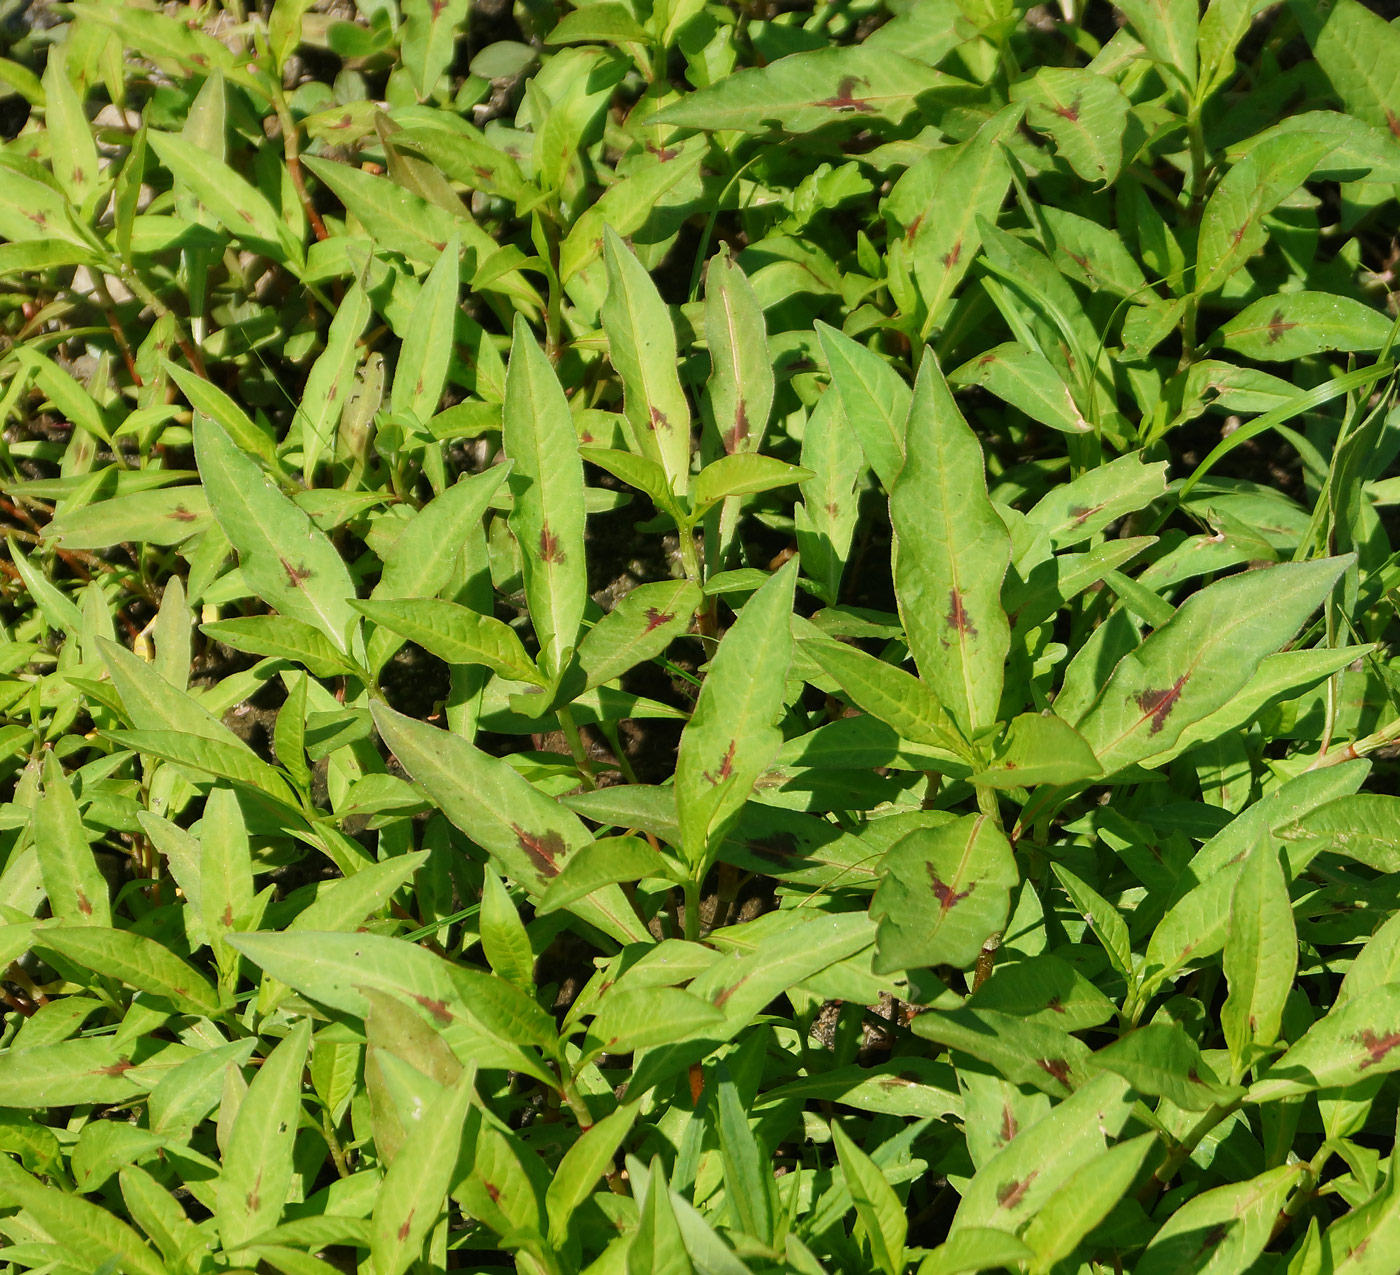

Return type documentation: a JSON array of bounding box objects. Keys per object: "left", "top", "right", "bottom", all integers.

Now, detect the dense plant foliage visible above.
[{"left": 1, "top": 0, "right": 1400, "bottom": 1270}]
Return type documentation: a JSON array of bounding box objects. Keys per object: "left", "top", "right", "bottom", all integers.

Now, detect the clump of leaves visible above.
[{"left": 1, "top": 0, "right": 1400, "bottom": 1271}]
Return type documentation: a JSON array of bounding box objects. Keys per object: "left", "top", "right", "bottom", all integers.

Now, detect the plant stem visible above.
[
  {"left": 556, "top": 704, "right": 596, "bottom": 789},
  {"left": 683, "top": 876, "right": 701, "bottom": 941}
]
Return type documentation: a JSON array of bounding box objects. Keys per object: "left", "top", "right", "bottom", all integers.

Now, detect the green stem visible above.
[
  {"left": 556, "top": 704, "right": 596, "bottom": 789},
  {"left": 683, "top": 876, "right": 701, "bottom": 942}
]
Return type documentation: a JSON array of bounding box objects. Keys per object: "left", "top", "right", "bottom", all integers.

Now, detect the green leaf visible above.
[
  {"left": 35, "top": 752, "right": 112, "bottom": 927},
  {"left": 715, "top": 1064, "right": 775, "bottom": 1244},
  {"left": 1249, "top": 984, "right": 1400, "bottom": 1102},
  {"left": 918, "top": 1229, "right": 1034, "bottom": 1275},
  {"left": 1021, "top": 1134, "right": 1157, "bottom": 1275},
  {"left": 1221, "top": 842, "right": 1296, "bottom": 1074},
  {"left": 0, "top": 1037, "right": 148, "bottom": 1107},
  {"left": 903, "top": 109, "right": 1017, "bottom": 331},
  {"left": 967, "top": 712, "right": 1102, "bottom": 789},
  {"left": 703, "top": 248, "right": 773, "bottom": 454},
  {"left": 1014, "top": 67, "right": 1130, "bottom": 184},
  {"left": 544, "top": 1104, "right": 637, "bottom": 1245},
  {"left": 800, "top": 629, "right": 964, "bottom": 753},
  {"left": 912, "top": 1005, "right": 1092, "bottom": 1097},
  {"left": 194, "top": 413, "right": 358, "bottom": 652},
  {"left": 548, "top": 3, "right": 648, "bottom": 46},
  {"left": 652, "top": 46, "right": 965, "bottom": 133},
  {"left": 1117, "top": 0, "right": 1198, "bottom": 92},
  {"left": 675, "top": 559, "right": 797, "bottom": 866},
  {"left": 1196, "top": 133, "right": 1336, "bottom": 295},
  {"left": 370, "top": 1065, "right": 476, "bottom": 1275},
  {"left": 1289, "top": 0, "right": 1400, "bottom": 132},
  {"left": 146, "top": 130, "right": 293, "bottom": 261},
  {"left": 390, "top": 236, "right": 459, "bottom": 424},
  {"left": 401, "top": 0, "right": 469, "bottom": 97},
  {"left": 41, "top": 48, "right": 100, "bottom": 206},
  {"left": 1133, "top": 1166, "right": 1302, "bottom": 1275},
  {"left": 890, "top": 356, "right": 1010, "bottom": 736},
  {"left": 692, "top": 453, "right": 813, "bottom": 512},
  {"left": 202, "top": 615, "right": 360, "bottom": 679},
  {"left": 586, "top": 987, "right": 726, "bottom": 1056},
  {"left": 504, "top": 313, "right": 588, "bottom": 681},
  {"left": 575, "top": 579, "right": 701, "bottom": 691},
  {"left": 103, "top": 728, "right": 300, "bottom": 807},
  {"left": 629, "top": 1158, "right": 693, "bottom": 1275},
  {"left": 478, "top": 868, "right": 535, "bottom": 990},
  {"left": 216, "top": 1017, "right": 311, "bottom": 1247},
  {"left": 301, "top": 280, "right": 372, "bottom": 481},
  {"left": 948, "top": 342, "right": 1090, "bottom": 435},
  {"left": 352, "top": 597, "right": 542, "bottom": 685},
  {"left": 795, "top": 390, "right": 865, "bottom": 605},
  {"left": 1280, "top": 794, "right": 1400, "bottom": 872},
  {"left": 1073, "top": 557, "right": 1350, "bottom": 776},
  {"left": 165, "top": 361, "right": 277, "bottom": 465},
  {"left": 0, "top": 1156, "right": 166, "bottom": 1275},
  {"left": 815, "top": 321, "right": 909, "bottom": 490},
  {"left": 950, "top": 1071, "right": 1137, "bottom": 1232},
  {"left": 46, "top": 486, "right": 210, "bottom": 548},
  {"left": 871, "top": 814, "right": 1017, "bottom": 974},
  {"left": 1217, "top": 292, "right": 1394, "bottom": 360},
  {"left": 602, "top": 227, "right": 692, "bottom": 498},
  {"left": 537, "top": 836, "right": 673, "bottom": 915},
  {"left": 1094, "top": 1022, "right": 1243, "bottom": 1111},
  {"left": 37, "top": 924, "right": 222, "bottom": 1017},
  {"left": 832, "top": 1121, "right": 907, "bottom": 1275},
  {"left": 369, "top": 703, "right": 650, "bottom": 944}
]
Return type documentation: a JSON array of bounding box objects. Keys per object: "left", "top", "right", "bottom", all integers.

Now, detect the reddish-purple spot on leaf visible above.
[
  {"left": 941, "top": 239, "right": 963, "bottom": 269},
  {"left": 1036, "top": 1057, "right": 1071, "bottom": 1087},
  {"left": 702, "top": 740, "right": 737, "bottom": 786},
  {"left": 1052, "top": 96, "right": 1081, "bottom": 123},
  {"left": 1357, "top": 1028, "right": 1400, "bottom": 1069},
  {"left": 927, "top": 866, "right": 973, "bottom": 915},
  {"left": 643, "top": 607, "right": 674, "bottom": 633},
  {"left": 1266, "top": 308, "right": 1297, "bottom": 345},
  {"left": 484, "top": 1180, "right": 501, "bottom": 1204},
  {"left": 813, "top": 75, "right": 877, "bottom": 114},
  {"left": 1064, "top": 249, "right": 1090, "bottom": 273},
  {"left": 996, "top": 1172, "right": 1036, "bottom": 1209},
  {"left": 713, "top": 975, "right": 747, "bottom": 1009},
  {"left": 825, "top": 501, "right": 841, "bottom": 518},
  {"left": 1134, "top": 674, "right": 1188, "bottom": 735},
  {"left": 411, "top": 993, "right": 453, "bottom": 1025},
  {"left": 397, "top": 1211, "right": 415, "bottom": 1242},
  {"left": 1069, "top": 502, "right": 1105, "bottom": 528},
  {"left": 1230, "top": 221, "right": 1250, "bottom": 248},
  {"left": 1388, "top": 110, "right": 1400, "bottom": 140},
  {"left": 281, "top": 557, "right": 313, "bottom": 588},
  {"left": 222, "top": 904, "right": 235, "bottom": 928},
  {"left": 1047, "top": 996, "right": 1066, "bottom": 1014},
  {"left": 647, "top": 141, "right": 681, "bottom": 162},
  {"left": 168, "top": 504, "right": 198, "bottom": 522},
  {"left": 945, "top": 588, "right": 978, "bottom": 639},
  {"left": 539, "top": 526, "right": 566, "bottom": 564},
  {"left": 93, "top": 1059, "right": 133, "bottom": 1078},
  {"left": 723, "top": 400, "right": 751, "bottom": 454},
  {"left": 1000, "top": 1104, "right": 1017, "bottom": 1144},
  {"left": 513, "top": 824, "right": 565, "bottom": 877},
  {"left": 648, "top": 405, "right": 670, "bottom": 433},
  {"left": 76, "top": 890, "right": 93, "bottom": 917}
]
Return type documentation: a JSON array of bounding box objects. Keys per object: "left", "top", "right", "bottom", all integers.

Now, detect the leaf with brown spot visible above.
[
  {"left": 574, "top": 578, "right": 702, "bottom": 692},
  {"left": 371, "top": 1065, "right": 477, "bottom": 1275},
  {"left": 503, "top": 313, "right": 588, "bottom": 681},
  {"left": 872, "top": 813, "right": 1017, "bottom": 974},
  {"left": 1077, "top": 557, "right": 1349, "bottom": 775}
]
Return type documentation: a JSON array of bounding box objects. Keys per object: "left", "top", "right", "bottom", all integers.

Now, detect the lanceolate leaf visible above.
[
  {"left": 1249, "top": 985, "right": 1400, "bottom": 1102},
  {"left": 504, "top": 313, "right": 588, "bottom": 681},
  {"left": 675, "top": 559, "right": 797, "bottom": 867},
  {"left": 601, "top": 228, "right": 692, "bottom": 498},
  {"left": 574, "top": 579, "right": 701, "bottom": 691},
  {"left": 1074, "top": 557, "right": 1349, "bottom": 775},
  {"left": 301, "top": 280, "right": 371, "bottom": 481},
  {"left": 815, "top": 322, "right": 909, "bottom": 490},
  {"left": 651, "top": 46, "right": 966, "bottom": 134},
  {"left": 35, "top": 752, "right": 112, "bottom": 927},
  {"left": 194, "top": 414, "right": 359, "bottom": 653},
  {"left": 216, "top": 1017, "right": 311, "bottom": 1247},
  {"left": 703, "top": 248, "right": 773, "bottom": 455},
  {"left": 890, "top": 356, "right": 1010, "bottom": 737},
  {"left": 1221, "top": 841, "right": 1296, "bottom": 1072},
  {"left": 352, "top": 597, "right": 542, "bottom": 684},
  {"left": 370, "top": 703, "right": 650, "bottom": 945}
]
